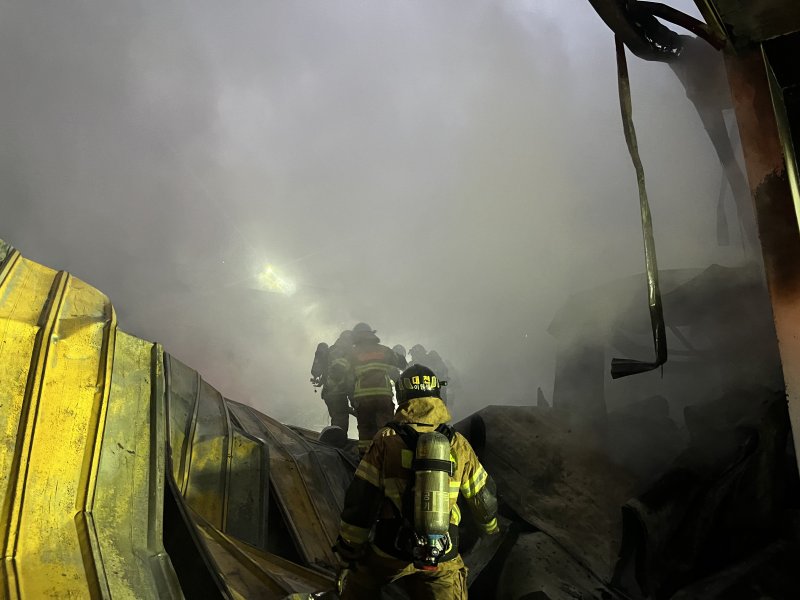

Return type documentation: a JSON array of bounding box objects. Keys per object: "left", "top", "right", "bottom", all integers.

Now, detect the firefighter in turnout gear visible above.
[
  {"left": 321, "top": 330, "right": 355, "bottom": 435},
  {"left": 334, "top": 364, "right": 499, "bottom": 600},
  {"left": 349, "top": 322, "right": 406, "bottom": 454},
  {"left": 408, "top": 344, "right": 428, "bottom": 367},
  {"left": 392, "top": 344, "right": 409, "bottom": 371}
]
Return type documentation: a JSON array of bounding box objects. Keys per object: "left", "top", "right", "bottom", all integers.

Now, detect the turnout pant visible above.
[
  {"left": 353, "top": 395, "right": 394, "bottom": 453},
  {"left": 341, "top": 546, "right": 467, "bottom": 600},
  {"left": 323, "top": 393, "right": 350, "bottom": 435}
]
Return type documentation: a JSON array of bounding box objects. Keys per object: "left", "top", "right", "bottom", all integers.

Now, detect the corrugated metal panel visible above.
[
  {"left": 0, "top": 240, "right": 343, "bottom": 597},
  {"left": 193, "top": 510, "right": 333, "bottom": 599},
  {"left": 164, "top": 356, "right": 270, "bottom": 550},
  {"left": 96, "top": 337, "right": 183, "bottom": 598},
  {"left": 0, "top": 241, "right": 182, "bottom": 598},
  {"left": 164, "top": 353, "right": 201, "bottom": 494},
  {"left": 182, "top": 374, "right": 230, "bottom": 529},
  {"left": 226, "top": 401, "right": 341, "bottom": 573},
  {"left": 225, "top": 428, "right": 268, "bottom": 549}
]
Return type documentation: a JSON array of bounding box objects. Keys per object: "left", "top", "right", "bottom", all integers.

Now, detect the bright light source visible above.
[{"left": 257, "top": 264, "right": 297, "bottom": 296}]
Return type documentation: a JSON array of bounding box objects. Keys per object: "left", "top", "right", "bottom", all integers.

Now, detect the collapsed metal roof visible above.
[{"left": 0, "top": 238, "right": 342, "bottom": 598}]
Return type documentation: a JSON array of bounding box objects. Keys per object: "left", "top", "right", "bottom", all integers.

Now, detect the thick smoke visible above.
[{"left": 0, "top": 1, "right": 770, "bottom": 430}]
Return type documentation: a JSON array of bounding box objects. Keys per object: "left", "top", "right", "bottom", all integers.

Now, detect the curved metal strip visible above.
[{"left": 610, "top": 38, "right": 668, "bottom": 379}]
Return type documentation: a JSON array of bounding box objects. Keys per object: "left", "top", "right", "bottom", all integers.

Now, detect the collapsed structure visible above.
[{"left": 1, "top": 1, "right": 800, "bottom": 599}]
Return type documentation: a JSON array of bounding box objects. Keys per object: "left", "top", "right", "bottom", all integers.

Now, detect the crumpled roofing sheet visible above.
[
  {"left": 0, "top": 238, "right": 341, "bottom": 598},
  {"left": 0, "top": 240, "right": 182, "bottom": 598}
]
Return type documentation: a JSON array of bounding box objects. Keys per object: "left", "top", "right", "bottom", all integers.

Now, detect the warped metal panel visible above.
[
  {"left": 296, "top": 440, "right": 353, "bottom": 515},
  {"left": 3, "top": 263, "right": 114, "bottom": 597},
  {"left": 0, "top": 241, "right": 181, "bottom": 598},
  {"left": 165, "top": 357, "right": 271, "bottom": 552},
  {"left": 225, "top": 428, "right": 268, "bottom": 549},
  {"left": 0, "top": 239, "right": 345, "bottom": 597},
  {"left": 0, "top": 249, "right": 53, "bottom": 535},
  {"left": 225, "top": 533, "right": 333, "bottom": 594},
  {"left": 256, "top": 415, "right": 342, "bottom": 545},
  {"left": 96, "top": 335, "right": 182, "bottom": 598},
  {"left": 165, "top": 354, "right": 201, "bottom": 492},
  {"left": 167, "top": 364, "right": 231, "bottom": 531},
  {"left": 225, "top": 400, "right": 268, "bottom": 441},
  {"left": 226, "top": 401, "right": 339, "bottom": 572},
  {"left": 192, "top": 510, "right": 334, "bottom": 599}
]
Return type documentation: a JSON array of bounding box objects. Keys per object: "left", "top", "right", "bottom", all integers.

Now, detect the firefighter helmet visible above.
[
  {"left": 395, "top": 364, "right": 442, "bottom": 404},
  {"left": 336, "top": 330, "right": 354, "bottom": 345},
  {"left": 352, "top": 322, "right": 375, "bottom": 335}
]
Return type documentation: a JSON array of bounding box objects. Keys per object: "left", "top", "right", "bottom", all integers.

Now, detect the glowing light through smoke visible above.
[{"left": 257, "top": 264, "right": 297, "bottom": 296}]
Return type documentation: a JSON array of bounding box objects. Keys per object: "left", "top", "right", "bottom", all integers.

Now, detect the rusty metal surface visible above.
[
  {"left": 0, "top": 240, "right": 182, "bottom": 598},
  {"left": 765, "top": 35, "right": 800, "bottom": 257},
  {"left": 726, "top": 48, "right": 800, "bottom": 470}
]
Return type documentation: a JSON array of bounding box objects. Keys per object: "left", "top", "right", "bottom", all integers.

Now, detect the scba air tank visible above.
[{"left": 413, "top": 431, "right": 452, "bottom": 567}]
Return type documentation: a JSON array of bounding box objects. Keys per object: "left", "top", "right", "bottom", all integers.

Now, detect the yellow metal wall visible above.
[
  {"left": 0, "top": 239, "right": 338, "bottom": 598},
  {"left": 0, "top": 244, "right": 182, "bottom": 599}
]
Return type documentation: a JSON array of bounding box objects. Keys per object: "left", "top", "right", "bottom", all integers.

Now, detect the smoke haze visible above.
[{"left": 0, "top": 1, "right": 761, "bottom": 427}]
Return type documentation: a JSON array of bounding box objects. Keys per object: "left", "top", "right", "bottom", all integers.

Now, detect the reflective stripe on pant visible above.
[
  {"left": 323, "top": 394, "right": 350, "bottom": 435},
  {"left": 353, "top": 395, "right": 394, "bottom": 442},
  {"left": 341, "top": 546, "right": 467, "bottom": 600}
]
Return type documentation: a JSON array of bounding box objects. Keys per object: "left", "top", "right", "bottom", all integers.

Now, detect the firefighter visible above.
[
  {"left": 392, "top": 344, "right": 409, "bottom": 371},
  {"left": 349, "top": 322, "right": 405, "bottom": 454},
  {"left": 333, "top": 364, "right": 499, "bottom": 600},
  {"left": 320, "top": 330, "right": 355, "bottom": 435},
  {"left": 408, "top": 344, "right": 428, "bottom": 367}
]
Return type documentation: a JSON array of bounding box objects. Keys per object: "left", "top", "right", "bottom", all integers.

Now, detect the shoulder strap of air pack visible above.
[
  {"left": 435, "top": 423, "right": 455, "bottom": 442},
  {"left": 387, "top": 421, "right": 419, "bottom": 450},
  {"left": 387, "top": 422, "right": 455, "bottom": 447}
]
